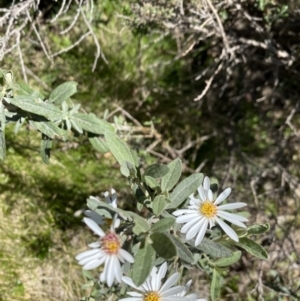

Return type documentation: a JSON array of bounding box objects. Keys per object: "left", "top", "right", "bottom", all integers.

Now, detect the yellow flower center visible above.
[
  {"left": 143, "top": 292, "right": 161, "bottom": 301},
  {"left": 200, "top": 201, "right": 217, "bottom": 218},
  {"left": 101, "top": 232, "right": 121, "bottom": 255}
]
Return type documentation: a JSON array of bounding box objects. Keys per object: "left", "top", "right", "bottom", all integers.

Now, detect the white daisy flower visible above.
[
  {"left": 119, "top": 262, "right": 188, "bottom": 301},
  {"left": 76, "top": 215, "right": 134, "bottom": 287},
  {"left": 85, "top": 188, "right": 118, "bottom": 225},
  {"left": 178, "top": 280, "right": 206, "bottom": 301},
  {"left": 173, "top": 176, "right": 248, "bottom": 246}
]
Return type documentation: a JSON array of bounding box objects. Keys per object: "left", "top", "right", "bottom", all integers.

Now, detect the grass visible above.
[{"left": 0, "top": 126, "right": 125, "bottom": 301}]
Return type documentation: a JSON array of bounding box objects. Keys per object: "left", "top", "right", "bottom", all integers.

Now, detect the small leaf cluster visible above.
[{"left": 0, "top": 68, "right": 113, "bottom": 163}]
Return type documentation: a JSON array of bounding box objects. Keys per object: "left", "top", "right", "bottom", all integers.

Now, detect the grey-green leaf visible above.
[
  {"left": 233, "top": 237, "right": 268, "bottom": 260},
  {"left": 132, "top": 241, "right": 156, "bottom": 286},
  {"left": 144, "top": 164, "right": 169, "bottom": 179},
  {"left": 247, "top": 223, "right": 270, "bottom": 235},
  {"left": 167, "top": 173, "right": 204, "bottom": 209},
  {"left": 0, "top": 130, "right": 6, "bottom": 160},
  {"left": 87, "top": 196, "right": 128, "bottom": 220},
  {"left": 161, "top": 158, "right": 182, "bottom": 192},
  {"left": 193, "top": 237, "right": 233, "bottom": 258},
  {"left": 30, "top": 121, "right": 69, "bottom": 139},
  {"left": 105, "top": 131, "right": 138, "bottom": 167},
  {"left": 150, "top": 232, "right": 177, "bottom": 259},
  {"left": 152, "top": 195, "right": 168, "bottom": 216},
  {"left": 151, "top": 217, "right": 175, "bottom": 232},
  {"left": 9, "top": 96, "right": 63, "bottom": 120},
  {"left": 127, "top": 211, "right": 150, "bottom": 235},
  {"left": 145, "top": 176, "right": 160, "bottom": 189},
  {"left": 166, "top": 233, "right": 195, "bottom": 264},
  {"left": 49, "top": 81, "right": 78, "bottom": 105},
  {"left": 214, "top": 251, "right": 241, "bottom": 267},
  {"left": 211, "top": 268, "right": 221, "bottom": 300},
  {"left": 40, "top": 136, "right": 52, "bottom": 164},
  {"left": 89, "top": 137, "right": 109, "bottom": 153},
  {"left": 72, "top": 113, "right": 114, "bottom": 134}
]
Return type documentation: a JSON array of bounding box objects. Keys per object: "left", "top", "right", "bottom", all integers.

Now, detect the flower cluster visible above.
[
  {"left": 119, "top": 262, "right": 206, "bottom": 301},
  {"left": 76, "top": 178, "right": 247, "bottom": 297},
  {"left": 173, "top": 176, "right": 248, "bottom": 246}
]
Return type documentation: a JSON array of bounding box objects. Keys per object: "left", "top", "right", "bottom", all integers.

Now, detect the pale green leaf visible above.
[
  {"left": 211, "top": 268, "right": 221, "bottom": 300},
  {"left": 87, "top": 196, "right": 128, "bottom": 220},
  {"left": 247, "top": 223, "right": 270, "bottom": 235},
  {"left": 167, "top": 173, "right": 204, "bottom": 209},
  {"left": 30, "top": 121, "right": 69, "bottom": 139},
  {"left": 49, "top": 81, "right": 78, "bottom": 104},
  {"left": 127, "top": 211, "right": 150, "bottom": 235},
  {"left": 89, "top": 137, "right": 109, "bottom": 153},
  {"left": 193, "top": 237, "right": 233, "bottom": 258},
  {"left": 152, "top": 195, "right": 168, "bottom": 216},
  {"left": 161, "top": 158, "right": 182, "bottom": 192},
  {"left": 0, "top": 130, "right": 6, "bottom": 160},
  {"left": 72, "top": 113, "right": 113, "bottom": 134},
  {"left": 145, "top": 176, "right": 160, "bottom": 189},
  {"left": 150, "top": 232, "right": 177, "bottom": 259},
  {"left": 151, "top": 217, "right": 175, "bottom": 232},
  {"left": 165, "top": 233, "right": 195, "bottom": 264},
  {"left": 9, "top": 96, "right": 63, "bottom": 120},
  {"left": 105, "top": 131, "right": 137, "bottom": 167},
  {"left": 132, "top": 241, "right": 156, "bottom": 286},
  {"left": 144, "top": 164, "right": 169, "bottom": 179},
  {"left": 233, "top": 237, "right": 268, "bottom": 260},
  {"left": 214, "top": 251, "right": 241, "bottom": 267}
]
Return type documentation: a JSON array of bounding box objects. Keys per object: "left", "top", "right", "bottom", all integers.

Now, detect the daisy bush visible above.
[
  {"left": 75, "top": 134, "right": 269, "bottom": 301},
  {"left": 0, "top": 70, "right": 270, "bottom": 301}
]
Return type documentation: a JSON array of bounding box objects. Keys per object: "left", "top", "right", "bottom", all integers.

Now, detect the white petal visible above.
[
  {"left": 186, "top": 217, "right": 206, "bottom": 240},
  {"left": 215, "top": 217, "right": 239, "bottom": 242},
  {"left": 79, "top": 251, "right": 105, "bottom": 265},
  {"left": 114, "top": 218, "right": 121, "bottom": 228},
  {"left": 208, "top": 189, "right": 214, "bottom": 201},
  {"left": 194, "top": 219, "right": 209, "bottom": 246},
  {"left": 181, "top": 217, "right": 201, "bottom": 234},
  {"left": 106, "top": 256, "right": 117, "bottom": 287},
  {"left": 127, "top": 292, "right": 143, "bottom": 297},
  {"left": 113, "top": 255, "right": 123, "bottom": 283},
  {"left": 76, "top": 248, "right": 101, "bottom": 261},
  {"left": 173, "top": 209, "right": 196, "bottom": 216},
  {"left": 159, "top": 273, "right": 180, "bottom": 293},
  {"left": 84, "top": 210, "right": 104, "bottom": 225},
  {"left": 217, "top": 211, "right": 248, "bottom": 222},
  {"left": 203, "top": 177, "right": 210, "bottom": 190},
  {"left": 209, "top": 219, "right": 215, "bottom": 229},
  {"left": 156, "top": 262, "right": 167, "bottom": 290},
  {"left": 163, "top": 297, "right": 190, "bottom": 301},
  {"left": 83, "top": 217, "right": 105, "bottom": 237},
  {"left": 122, "top": 277, "right": 140, "bottom": 290},
  {"left": 100, "top": 257, "right": 110, "bottom": 283},
  {"left": 176, "top": 213, "right": 199, "bottom": 223},
  {"left": 118, "top": 298, "right": 142, "bottom": 301},
  {"left": 110, "top": 214, "right": 119, "bottom": 231},
  {"left": 88, "top": 241, "right": 101, "bottom": 248},
  {"left": 120, "top": 249, "right": 134, "bottom": 263},
  {"left": 217, "top": 202, "right": 247, "bottom": 210},
  {"left": 83, "top": 258, "right": 105, "bottom": 270},
  {"left": 160, "top": 285, "right": 185, "bottom": 297},
  {"left": 197, "top": 187, "right": 207, "bottom": 201},
  {"left": 214, "top": 188, "right": 231, "bottom": 205}
]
